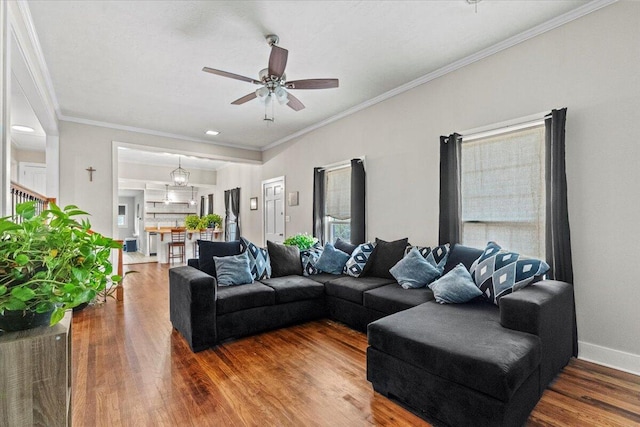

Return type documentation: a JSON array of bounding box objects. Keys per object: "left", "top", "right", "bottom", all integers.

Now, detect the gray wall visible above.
[{"left": 215, "top": 2, "right": 640, "bottom": 374}]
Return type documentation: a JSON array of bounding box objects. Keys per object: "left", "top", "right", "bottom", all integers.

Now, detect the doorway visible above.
[{"left": 262, "top": 176, "right": 285, "bottom": 245}]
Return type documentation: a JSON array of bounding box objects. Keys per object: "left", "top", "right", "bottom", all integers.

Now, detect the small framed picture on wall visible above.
[{"left": 250, "top": 197, "right": 258, "bottom": 210}]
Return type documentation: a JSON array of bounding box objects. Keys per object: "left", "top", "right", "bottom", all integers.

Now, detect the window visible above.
[
  {"left": 117, "top": 204, "right": 128, "bottom": 228},
  {"left": 324, "top": 165, "right": 351, "bottom": 243},
  {"left": 461, "top": 124, "right": 545, "bottom": 259}
]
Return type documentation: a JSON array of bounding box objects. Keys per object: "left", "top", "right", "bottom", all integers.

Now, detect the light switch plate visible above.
[{"left": 285, "top": 215, "right": 291, "bottom": 222}]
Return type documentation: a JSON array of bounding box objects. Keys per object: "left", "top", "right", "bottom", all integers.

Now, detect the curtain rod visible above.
[
  {"left": 459, "top": 110, "right": 550, "bottom": 141},
  {"left": 318, "top": 156, "right": 365, "bottom": 171}
]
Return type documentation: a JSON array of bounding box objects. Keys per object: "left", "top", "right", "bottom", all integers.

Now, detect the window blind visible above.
[
  {"left": 461, "top": 125, "right": 545, "bottom": 258},
  {"left": 325, "top": 166, "right": 351, "bottom": 220}
]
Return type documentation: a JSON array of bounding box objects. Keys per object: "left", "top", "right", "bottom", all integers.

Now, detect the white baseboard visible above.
[{"left": 578, "top": 341, "right": 640, "bottom": 376}]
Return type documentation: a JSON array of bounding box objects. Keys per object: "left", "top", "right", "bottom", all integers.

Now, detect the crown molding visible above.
[
  {"left": 261, "top": 0, "right": 618, "bottom": 152},
  {"left": 59, "top": 114, "right": 262, "bottom": 152}
]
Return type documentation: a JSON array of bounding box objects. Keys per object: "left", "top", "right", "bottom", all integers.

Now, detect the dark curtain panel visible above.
[
  {"left": 350, "top": 159, "right": 366, "bottom": 245},
  {"left": 207, "top": 194, "right": 214, "bottom": 215},
  {"left": 224, "top": 188, "right": 240, "bottom": 241},
  {"left": 439, "top": 133, "right": 462, "bottom": 246},
  {"left": 545, "top": 108, "right": 577, "bottom": 356},
  {"left": 199, "top": 196, "right": 205, "bottom": 217},
  {"left": 313, "top": 168, "right": 326, "bottom": 244}
]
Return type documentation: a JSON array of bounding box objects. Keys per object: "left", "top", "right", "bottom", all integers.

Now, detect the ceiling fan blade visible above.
[
  {"left": 268, "top": 45, "right": 288, "bottom": 78},
  {"left": 285, "top": 79, "right": 339, "bottom": 90},
  {"left": 231, "top": 92, "right": 258, "bottom": 105},
  {"left": 286, "top": 92, "right": 305, "bottom": 111},
  {"left": 202, "top": 67, "right": 260, "bottom": 84}
]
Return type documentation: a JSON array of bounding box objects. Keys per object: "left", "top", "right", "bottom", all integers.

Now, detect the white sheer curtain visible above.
[{"left": 461, "top": 125, "right": 546, "bottom": 258}]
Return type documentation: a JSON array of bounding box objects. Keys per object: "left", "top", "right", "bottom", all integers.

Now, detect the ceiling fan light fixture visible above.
[
  {"left": 256, "top": 86, "right": 270, "bottom": 99},
  {"left": 170, "top": 156, "right": 190, "bottom": 187},
  {"left": 275, "top": 86, "right": 288, "bottom": 105}
]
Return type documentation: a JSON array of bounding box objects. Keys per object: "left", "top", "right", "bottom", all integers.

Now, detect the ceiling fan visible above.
[{"left": 202, "top": 34, "right": 339, "bottom": 114}]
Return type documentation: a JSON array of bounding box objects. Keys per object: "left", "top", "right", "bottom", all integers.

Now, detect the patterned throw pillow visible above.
[
  {"left": 345, "top": 242, "right": 376, "bottom": 277},
  {"left": 405, "top": 243, "right": 451, "bottom": 271},
  {"left": 470, "top": 241, "right": 550, "bottom": 305},
  {"left": 239, "top": 237, "right": 271, "bottom": 280},
  {"left": 300, "top": 244, "right": 324, "bottom": 276}
]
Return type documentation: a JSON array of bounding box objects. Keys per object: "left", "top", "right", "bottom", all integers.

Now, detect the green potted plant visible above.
[
  {"left": 200, "top": 213, "right": 223, "bottom": 230},
  {"left": 185, "top": 214, "right": 201, "bottom": 231},
  {"left": 283, "top": 233, "right": 318, "bottom": 250},
  {"left": 0, "top": 202, "right": 123, "bottom": 331}
]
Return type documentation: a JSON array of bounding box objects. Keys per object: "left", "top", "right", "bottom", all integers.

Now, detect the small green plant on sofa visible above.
[{"left": 283, "top": 233, "right": 318, "bottom": 250}]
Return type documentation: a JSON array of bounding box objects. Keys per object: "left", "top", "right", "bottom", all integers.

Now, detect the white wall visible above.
[
  {"left": 58, "top": 120, "right": 260, "bottom": 236},
  {"left": 118, "top": 161, "right": 217, "bottom": 186},
  {"left": 217, "top": 2, "right": 640, "bottom": 374}
]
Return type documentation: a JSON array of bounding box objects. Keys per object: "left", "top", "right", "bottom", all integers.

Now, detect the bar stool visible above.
[
  {"left": 168, "top": 228, "right": 186, "bottom": 264},
  {"left": 194, "top": 229, "right": 214, "bottom": 258}
]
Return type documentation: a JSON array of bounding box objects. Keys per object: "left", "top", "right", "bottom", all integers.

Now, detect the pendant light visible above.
[
  {"left": 189, "top": 186, "right": 197, "bottom": 206},
  {"left": 163, "top": 184, "right": 171, "bottom": 205},
  {"left": 170, "top": 156, "right": 190, "bottom": 186}
]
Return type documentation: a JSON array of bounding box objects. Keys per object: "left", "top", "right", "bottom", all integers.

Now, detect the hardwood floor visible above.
[{"left": 71, "top": 263, "right": 640, "bottom": 426}]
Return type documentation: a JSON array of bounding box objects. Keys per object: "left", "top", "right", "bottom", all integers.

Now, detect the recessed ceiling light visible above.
[
  {"left": 205, "top": 130, "right": 220, "bottom": 136},
  {"left": 11, "top": 125, "right": 34, "bottom": 132}
]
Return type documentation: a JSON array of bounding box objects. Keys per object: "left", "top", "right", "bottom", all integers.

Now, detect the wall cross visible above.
[{"left": 86, "top": 166, "right": 96, "bottom": 182}]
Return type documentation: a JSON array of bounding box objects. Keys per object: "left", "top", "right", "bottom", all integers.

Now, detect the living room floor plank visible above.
[{"left": 70, "top": 263, "right": 640, "bottom": 426}]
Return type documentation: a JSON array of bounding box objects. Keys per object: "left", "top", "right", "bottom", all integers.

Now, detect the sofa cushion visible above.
[
  {"left": 213, "top": 252, "right": 254, "bottom": 286},
  {"left": 428, "top": 263, "right": 483, "bottom": 304},
  {"left": 334, "top": 238, "right": 357, "bottom": 255},
  {"left": 309, "top": 273, "right": 344, "bottom": 285},
  {"left": 267, "top": 240, "right": 303, "bottom": 277},
  {"left": 216, "top": 282, "right": 276, "bottom": 315},
  {"left": 367, "top": 301, "right": 541, "bottom": 401},
  {"left": 240, "top": 237, "right": 271, "bottom": 280},
  {"left": 198, "top": 240, "right": 242, "bottom": 277},
  {"left": 390, "top": 247, "right": 442, "bottom": 289},
  {"left": 345, "top": 242, "right": 376, "bottom": 277},
  {"left": 325, "top": 276, "right": 395, "bottom": 304},
  {"left": 364, "top": 237, "right": 409, "bottom": 279},
  {"left": 259, "top": 276, "right": 325, "bottom": 304},
  {"left": 443, "top": 244, "right": 483, "bottom": 275},
  {"left": 470, "top": 241, "right": 550, "bottom": 305},
  {"left": 363, "top": 283, "right": 435, "bottom": 315}
]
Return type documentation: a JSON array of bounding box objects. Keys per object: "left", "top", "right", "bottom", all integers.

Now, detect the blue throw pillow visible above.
[
  {"left": 213, "top": 252, "right": 254, "bottom": 286},
  {"left": 300, "top": 244, "right": 323, "bottom": 276},
  {"left": 345, "top": 242, "right": 376, "bottom": 277},
  {"left": 315, "top": 243, "right": 350, "bottom": 275},
  {"left": 240, "top": 237, "right": 271, "bottom": 280},
  {"left": 390, "top": 247, "right": 442, "bottom": 289},
  {"left": 470, "top": 241, "right": 550, "bottom": 305},
  {"left": 428, "top": 263, "right": 483, "bottom": 304}
]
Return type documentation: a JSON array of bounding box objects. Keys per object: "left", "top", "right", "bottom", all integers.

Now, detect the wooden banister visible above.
[{"left": 10, "top": 181, "right": 56, "bottom": 221}]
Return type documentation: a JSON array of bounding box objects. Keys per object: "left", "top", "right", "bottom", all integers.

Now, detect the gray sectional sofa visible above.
[{"left": 168, "top": 241, "right": 575, "bottom": 427}]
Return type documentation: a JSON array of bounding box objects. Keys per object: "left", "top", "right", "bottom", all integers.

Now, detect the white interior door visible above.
[
  {"left": 19, "top": 162, "right": 47, "bottom": 195},
  {"left": 263, "top": 177, "right": 285, "bottom": 244}
]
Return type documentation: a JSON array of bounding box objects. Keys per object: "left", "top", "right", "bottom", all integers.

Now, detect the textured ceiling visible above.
[{"left": 27, "top": 0, "right": 591, "bottom": 150}]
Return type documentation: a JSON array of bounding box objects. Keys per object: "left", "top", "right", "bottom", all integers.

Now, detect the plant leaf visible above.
[
  {"left": 50, "top": 307, "right": 65, "bottom": 326},
  {"left": 11, "top": 287, "right": 36, "bottom": 302},
  {"left": 15, "top": 254, "right": 30, "bottom": 266}
]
